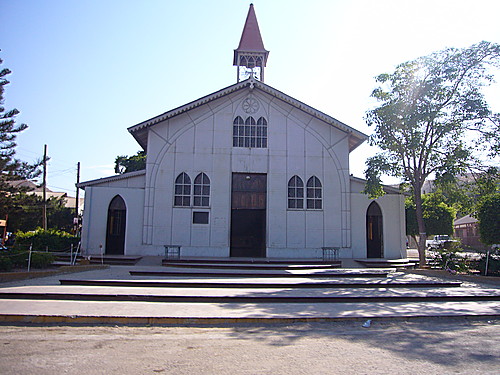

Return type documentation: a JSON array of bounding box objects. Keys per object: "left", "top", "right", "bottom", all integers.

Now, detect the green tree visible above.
[
  {"left": 0, "top": 57, "right": 42, "bottom": 224},
  {"left": 114, "top": 150, "right": 146, "bottom": 174},
  {"left": 364, "top": 41, "right": 500, "bottom": 266},
  {"left": 476, "top": 193, "right": 500, "bottom": 246},
  {"left": 406, "top": 193, "right": 455, "bottom": 245},
  {"left": 0, "top": 193, "right": 74, "bottom": 233}
]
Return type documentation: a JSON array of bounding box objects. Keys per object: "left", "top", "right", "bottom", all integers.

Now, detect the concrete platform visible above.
[{"left": 0, "top": 264, "right": 498, "bottom": 324}]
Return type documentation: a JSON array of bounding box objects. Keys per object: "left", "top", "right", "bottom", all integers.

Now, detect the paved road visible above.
[{"left": 1, "top": 318, "right": 498, "bottom": 375}]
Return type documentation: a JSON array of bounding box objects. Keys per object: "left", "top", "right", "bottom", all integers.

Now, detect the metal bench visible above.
[
  {"left": 164, "top": 245, "right": 181, "bottom": 259},
  {"left": 322, "top": 246, "right": 340, "bottom": 261}
]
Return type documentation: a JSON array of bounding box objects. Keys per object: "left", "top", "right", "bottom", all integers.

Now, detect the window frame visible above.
[
  {"left": 174, "top": 172, "right": 191, "bottom": 207},
  {"left": 233, "top": 116, "right": 267, "bottom": 149},
  {"left": 306, "top": 176, "right": 323, "bottom": 210},
  {"left": 287, "top": 175, "right": 304, "bottom": 209},
  {"left": 193, "top": 173, "right": 210, "bottom": 207}
]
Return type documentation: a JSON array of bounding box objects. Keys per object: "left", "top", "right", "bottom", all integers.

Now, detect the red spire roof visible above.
[{"left": 236, "top": 4, "right": 267, "bottom": 52}]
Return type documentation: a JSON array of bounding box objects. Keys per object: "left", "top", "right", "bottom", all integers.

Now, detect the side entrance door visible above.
[
  {"left": 106, "top": 195, "right": 126, "bottom": 255},
  {"left": 366, "top": 201, "right": 383, "bottom": 258},
  {"left": 230, "top": 173, "right": 266, "bottom": 257}
]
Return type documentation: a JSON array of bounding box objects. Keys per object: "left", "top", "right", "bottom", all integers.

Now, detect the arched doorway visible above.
[
  {"left": 106, "top": 195, "right": 126, "bottom": 255},
  {"left": 366, "top": 201, "right": 383, "bottom": 258}
]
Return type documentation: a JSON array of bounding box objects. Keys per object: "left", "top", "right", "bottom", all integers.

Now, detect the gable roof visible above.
[
  {"left": 454, "top": 214, "right": 478, "bottom": 226},
  {"left": 128, "top": 77, "right": 368, "bottom": 152}
]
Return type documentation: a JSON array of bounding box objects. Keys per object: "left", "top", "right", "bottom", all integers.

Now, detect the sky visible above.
[{"left": 1, "top": 0, "right": 499, "bottom": 197}]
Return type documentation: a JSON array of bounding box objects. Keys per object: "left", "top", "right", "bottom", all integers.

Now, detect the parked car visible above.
[{"left": 426, "top": 235, "right": 457, "bottom": 249}]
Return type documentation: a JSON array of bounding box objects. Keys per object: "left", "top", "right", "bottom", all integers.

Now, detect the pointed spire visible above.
[
  {"left": 233, "top": 4, "right": 269, "bottom": 82},
  {"left": 236, "top": 3, "right": 267, "bottom": 52}
]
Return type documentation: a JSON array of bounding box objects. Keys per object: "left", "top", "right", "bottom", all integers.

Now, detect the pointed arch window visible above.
[
  {"left": 257, "top": 117, "right": 267, "bottom": 148},
  {"left": 247, "top": 56, "right": 255, "bottom": 68},
  {"left": 306, "top": 176, "right": 322, "bottom": 209},
  {"left": 194, "top": 173, "right": 210, "bottom": 207},
  {"left": 233, "top": 116, "right": 267, "bottom": 148},
  {"left": 288, "top": 176, "right": 304, "bottom": 209},
  {"left": 174, "top": 172, "right": 191, "bottom": 207}
]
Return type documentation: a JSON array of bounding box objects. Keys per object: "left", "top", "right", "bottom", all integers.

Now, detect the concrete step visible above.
[
  {"left": 1, "top": 299, "right": 499, "bottom": 324},
  {"left": 129, "top": 269, "right": 390, "bottom": 278},
  {"left": 162, "top": 262, "right": 342, "bottom": 270},
  {"left": 1, "top": 286, "right": 498, "bottom": 303},
  {"left": 56, "top": 254, "right": 142, "bottom": 266},
  {"left": 355, "top": 259, "right": 419, "bottom": 268},
  {"left": 161, "top": 258, "right": 343, "bottom": 265},
  {"left": 58, "top": 278, "right": 463, "bottom": 289}
]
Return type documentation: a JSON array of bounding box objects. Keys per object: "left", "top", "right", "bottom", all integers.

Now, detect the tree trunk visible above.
[{"left": 414, "top": 186, "right": 427, "bottom": 267}]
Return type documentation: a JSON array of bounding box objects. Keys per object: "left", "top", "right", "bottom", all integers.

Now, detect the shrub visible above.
[
  {"left": 430, "top": 241, "right": 471, "bottom": 273},
  {"left": 0, "top": 256, "right": 13, "bottom": 272},
  {"left": 29, "top": 252, "right": 56, "bottom": 269},
  {"left": 14, "top": 228, "right": 79, "bottom": 252},
  {"left": 477, "top": 248, "right": 500, "bottom": 276}
]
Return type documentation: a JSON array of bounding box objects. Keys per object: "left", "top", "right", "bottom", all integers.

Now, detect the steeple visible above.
[{"left": 233, "top": 4, "right": 269, "bottom": 82}]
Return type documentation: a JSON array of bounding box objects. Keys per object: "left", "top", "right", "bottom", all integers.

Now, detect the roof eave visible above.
[{"left": 78, "top": 170, "right": 146, "bottom": 189}]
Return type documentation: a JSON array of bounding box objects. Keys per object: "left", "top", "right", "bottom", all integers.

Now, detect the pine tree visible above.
[{"left": 0, "top": 57, "right": 42, "bottom": 229}]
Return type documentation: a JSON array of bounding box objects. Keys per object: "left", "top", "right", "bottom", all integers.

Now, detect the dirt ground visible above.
[{"left": 0, "top": 317, "right": 498, "bottom": 375}]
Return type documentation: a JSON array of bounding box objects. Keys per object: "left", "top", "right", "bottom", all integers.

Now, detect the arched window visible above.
[
  {"left": 257, "top": 117, "right": 267, "bottom": 148},
  {"left": 233, "top": 116, "right": 245, "bottom": 147},
  {"left": 233, "top": 115, "right": 267, "bottom": 148},
  {"left": 306, "top": 176, "right": 322, "bottom": 209},
  {"left": 194, "top": 173, "right": 210, "bottom": 207},
  {"left": 288, "top": 176, "right": 304, "bottom": 209},
  {"left": 174, "top": 172, "right": 191, "bottom": 206},
  {"left": 247, "top": 56, "right": 255, "bottom": 68},
  {"left": 244, "top": 116, "right": 256, "bottom": 147}
]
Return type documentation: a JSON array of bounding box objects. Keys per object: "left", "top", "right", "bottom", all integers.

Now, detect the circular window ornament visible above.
[{"left": 242, "top": 97, "right": 259, "bottom": 114}]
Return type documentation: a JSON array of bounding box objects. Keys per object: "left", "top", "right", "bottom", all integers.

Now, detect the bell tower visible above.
[{"left": 233, "top": 4, "right": 269, "bottom": 82}]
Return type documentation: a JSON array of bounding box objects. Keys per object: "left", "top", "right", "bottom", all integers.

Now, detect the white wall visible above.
[
  {"left": 81, "top": 182, "right": 146, "bottom": 256},
  {"left": 142, "top": 87, "right": 354, "bottom": 258},
  {"left": 350, "top": 179, "right": 406, "bottom": 259}
]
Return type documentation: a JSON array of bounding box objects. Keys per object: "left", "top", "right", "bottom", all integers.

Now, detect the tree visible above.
[
  {"left": 0, "top": 57, "right": 41, "bottom": 225},
  {"left": 0, "top": 58, "right": 40, "bottom": 188},
  {"left": 114, "top": 151, "right": 146, "bottom": 174},
  {"left": 364, "top": 41, "right": 500, "bottom": 266},
  {"left": 406, "top": 193, "right": 455, "bottom": 245},
  {"left": 0, "top": 193, "right": 74, "bottom": 233},
  {"left": 476, "top": 193, "right": 500, "bottom": 246}
]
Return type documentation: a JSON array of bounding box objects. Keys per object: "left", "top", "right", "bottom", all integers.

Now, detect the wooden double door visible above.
[{"left": 230, "top": 173, "right": 266, "bottom": 258}]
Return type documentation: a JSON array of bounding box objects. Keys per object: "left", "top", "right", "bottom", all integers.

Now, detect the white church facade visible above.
[{"left": 79, "top": 5, "right": 406, "bottom": 260}]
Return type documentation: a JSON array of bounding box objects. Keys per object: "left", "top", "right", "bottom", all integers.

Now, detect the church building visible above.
[{"left": 79, "top": 4, "right": 406, "bottom": 260}]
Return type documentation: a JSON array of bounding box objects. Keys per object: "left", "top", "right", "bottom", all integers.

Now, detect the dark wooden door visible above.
[
  {"left": 366, "top": 202, "right": 383, "bottom": 258},
  {"left": 230, "top": 173, "right": 266, "bottom": 257},
  {"left": 106, "top": 196, "right": 126, "bottom": 255}
]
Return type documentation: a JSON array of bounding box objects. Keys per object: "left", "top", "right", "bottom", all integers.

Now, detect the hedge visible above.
[{"left": 14, "top": 228, "right": 80, "bottom": 252}]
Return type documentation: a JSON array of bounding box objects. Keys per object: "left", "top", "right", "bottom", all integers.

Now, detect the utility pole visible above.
[
  {"left": 74, "top": 162, "right": 80, "bottom": 235},
  {"left": 42, "top": 144, "right": 47, "bottom": 230}
]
